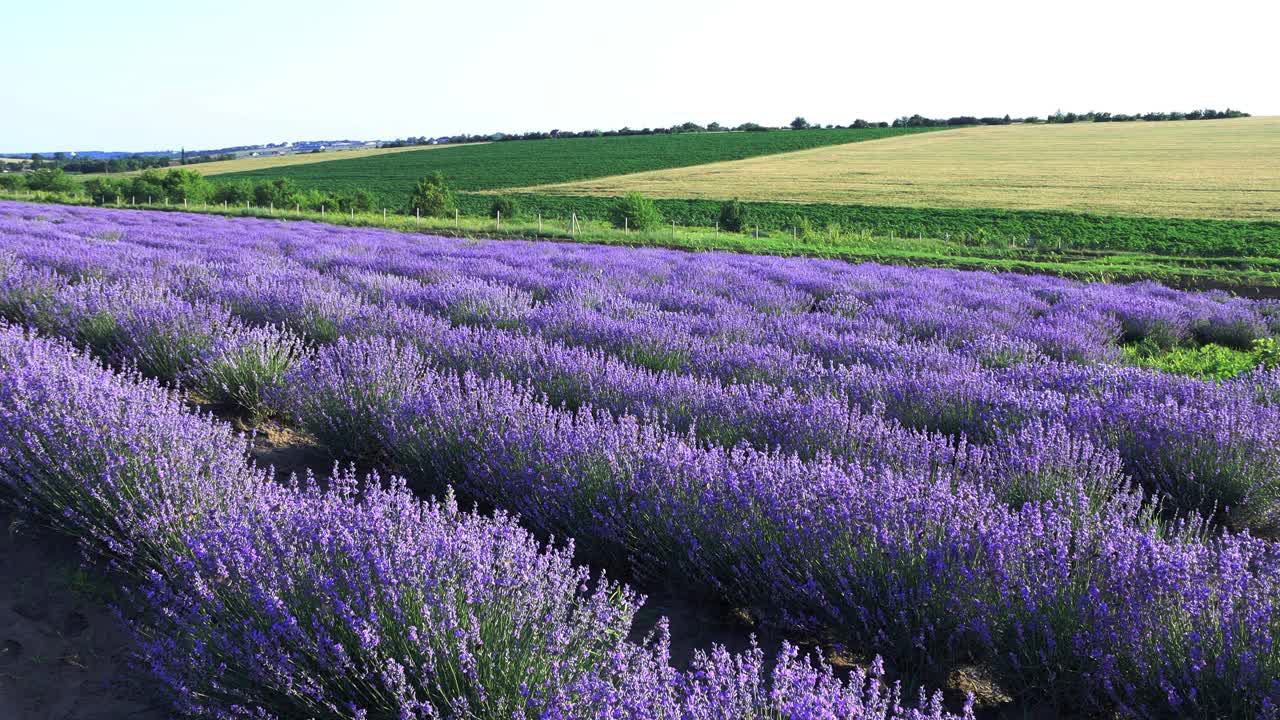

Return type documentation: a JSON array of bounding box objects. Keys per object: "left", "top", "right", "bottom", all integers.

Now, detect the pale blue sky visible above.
[{"left": 4, "top": 0, "right": 1276, "bottom": 152}]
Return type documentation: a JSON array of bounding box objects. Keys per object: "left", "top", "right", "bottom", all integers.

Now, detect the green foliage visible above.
[
  {"left": 0, "top": 174, "right": 25, "bottom": 191},
  {"left": 336, "top": 189, "right": 374, "bottom": 213},
  {"left": 609, "top": 193, "right": 661, "bottom": 231},
  {"left": 718, "top": 199, "right": 750, "bottom": 232},
  {"left": 211, "top": 127, "right": 940, "bottom": 206},
  {"left": 212, "top": 181, "right": 254, "bottom": 206},
  {"left": 409, "top": 173, "right": 456, "bottom": 217},
  {"left": 127, "top": 170, "right": 167, "bottom": 204},
  {"left": 489, "top": 195, "right": 518, "bottom": 219},
  {"left": 1255, "top": 338, "right": 1280, "bottom": 370},
  {"left": 455, "top": 194, "right": 1280, "bottom": 258},
  {"left": 790, "top": 117, "right": 811, "bottom": 130},
  {"left": 84, "top": 176, "right": 127, "bottom": 204},
  {"left": 1125, "top": 343, "right": 1266, "bottom": 380},
  {"left": 161, "top": 168, "right": 212, "bottom": 203},
  {"left": 253, "top": 178, "right": 300, "bottom": 209},
  {"left": 78, "top": 169, "right": 211, "bottom": 206},
  {"left": 193, "top": 328, "right": 303, "bottom": 421},
  {"left": 25, "top": 168, "right": 77, "bottom": 193}
]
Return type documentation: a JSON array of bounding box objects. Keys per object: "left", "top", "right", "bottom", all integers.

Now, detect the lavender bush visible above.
[{"left": 191, "top": 322, "right": 303, "bottom": 419}]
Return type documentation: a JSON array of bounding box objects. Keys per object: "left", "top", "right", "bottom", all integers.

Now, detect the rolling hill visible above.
[
  {"left": 521, "top": 116, "right": 1280, "bottom": 221},
  {"left": 209, "top": 127, "right": 942, "bottom": 205}
]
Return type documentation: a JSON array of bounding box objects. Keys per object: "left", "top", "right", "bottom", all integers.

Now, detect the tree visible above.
[
  {"left": 0, "top": 173, "right": 27, "bottom": 191},
  {"left": 609, "top": 192, "right": 661, "bottom": 231},
  {"left": 718, "top": 199, "right": 750, "bottom": 233},
  {"left": 25, "top": 168, "right": 77, "bottom": 194},
  {"left": 790, "top": 116, "right": 811, "bottom": 130},
  {"left": 128, "top": 170, "right": 167, "bottom": 203},
  {"left": 83, "top": 176, "right": 128, "bottom": 204},
  {"left": 212, "top": 181, "right": 254, "bottom": 205},
  {"left": 337, "top": 189, "right": 374, "bottom": 213},
  {"left": 409, "top": 173, "right": 456, "bottom": 217},
  {"left": 253, "top": 178, "right": 299, "bottom": 209},
  {"left": 162, "top": 168, "right": 212, "bottom": 203}
]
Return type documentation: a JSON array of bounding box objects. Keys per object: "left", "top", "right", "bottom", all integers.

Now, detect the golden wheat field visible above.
[{"left": 520, "top": 117, "right": 1280, "bottom": 221}]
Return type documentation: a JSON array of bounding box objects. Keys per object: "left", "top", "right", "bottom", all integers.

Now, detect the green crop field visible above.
[
  {"left": 211, "top": 127, "right": 943, "bottom": 205},
  {"left": 454, "top": 193, "right": 1280, "bottom": 258}
]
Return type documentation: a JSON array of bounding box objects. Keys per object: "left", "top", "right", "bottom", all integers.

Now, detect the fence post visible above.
[
  {"left": 416, "top": 207, "right": 420, "bottom": 223},
  {"left": 672, "top": 220, "right": 676, "bottom": 240},
  {"left": 296, "top": 203, "right": 300, "bottom": 213},
  {"left": 383, "top": 208, "right": 387, "bottom": 221},
  {"left": 455, "top": 208, "right": 459, "bottom": 230},
  {"left": 538, "top": 213, "right": 542, "bottom": 233},
  {"left": 624, "top": 216, "right": 628, "bottom": 232},
  {"left": 496, "top": 210, "right": 500, "bottom": 230},
  {"left": 755, "top": 225, "right": 759, "bottom": 238},
  {"left": 321, "top": 205, "right": 325, "bottom": 217}
]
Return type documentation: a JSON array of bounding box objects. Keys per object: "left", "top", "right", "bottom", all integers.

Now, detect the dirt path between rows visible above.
[{"left": 0, "top": 513, "right": 169, "bottom": 720}]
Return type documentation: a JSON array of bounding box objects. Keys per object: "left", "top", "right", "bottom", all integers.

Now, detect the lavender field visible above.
[{"left": 1, "top": 200, "right": 1279, "bottom": 718}]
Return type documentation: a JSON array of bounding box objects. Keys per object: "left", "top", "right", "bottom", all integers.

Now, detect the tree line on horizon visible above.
[{"left": 380, "top": 107, "right": 1252, "bottom": 146}]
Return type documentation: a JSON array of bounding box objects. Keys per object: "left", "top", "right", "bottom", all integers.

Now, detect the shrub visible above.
[
  {"left": 281, "top": 336, "right": 426, "bottom": 459},
  {"left": 335, "top": 188, "right": 374, "bottom": 213},
  {"left": 1192, "top": 314, "right": 1267, "bottom": 351},
  {"left": 1125, "top": 343, "right": 1259, "bottom": 380},
  {"left": 609, "top": 192, "right": 661, "bottom": 231},
  {"left": 719, "top": 199, "right": 750, "bottom": 232},
  {"left": 83, "top": 176, "right": 130, "bottom": 204},
  {"left": 190, "top": 324, "right": 304, "bottom": 420},
  {"left": 161, "top": 168, "right": 212, "bottom": 204},
  {"left": 409, "top": 172, "right": 456, "bottom": 217},
  {"left": 1256, "top": 338, "right": 1280, "bottom": 370},
  {"left": 252, "top": 178, "right": 300, "bottom": 209},
  {"left": 24, "top": 168, "right": 78, "bottom": 194},
  {"left": 0, "top": 174, "right": 25, "bottom": 191},
  {"left": 489, "top": 195, "right": 518, "bottom": 219},
  {"left": 211, "top": 181, "right": 254, "bottom": 206}
]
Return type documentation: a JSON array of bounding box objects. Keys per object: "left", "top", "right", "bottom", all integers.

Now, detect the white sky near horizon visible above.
[{"left": 2, "top": 0, "right": 1277, "bottom": 152}]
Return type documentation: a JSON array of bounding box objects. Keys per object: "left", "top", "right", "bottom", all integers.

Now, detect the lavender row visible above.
[
  {"left": 0, "top": 324, "right": 969, "bottom": 719},
  {"left": 5, "top": 237, "right": 1279, "bottom": 533},
  {"left": 5, "top": 201, "right": 1276, "bottom": 383},
  {"left": 0, "top": 253, "right": 1184, "bottom": 529},
  {"left": 281, "top": 335, "right": 1280, "bottom": 717}
]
